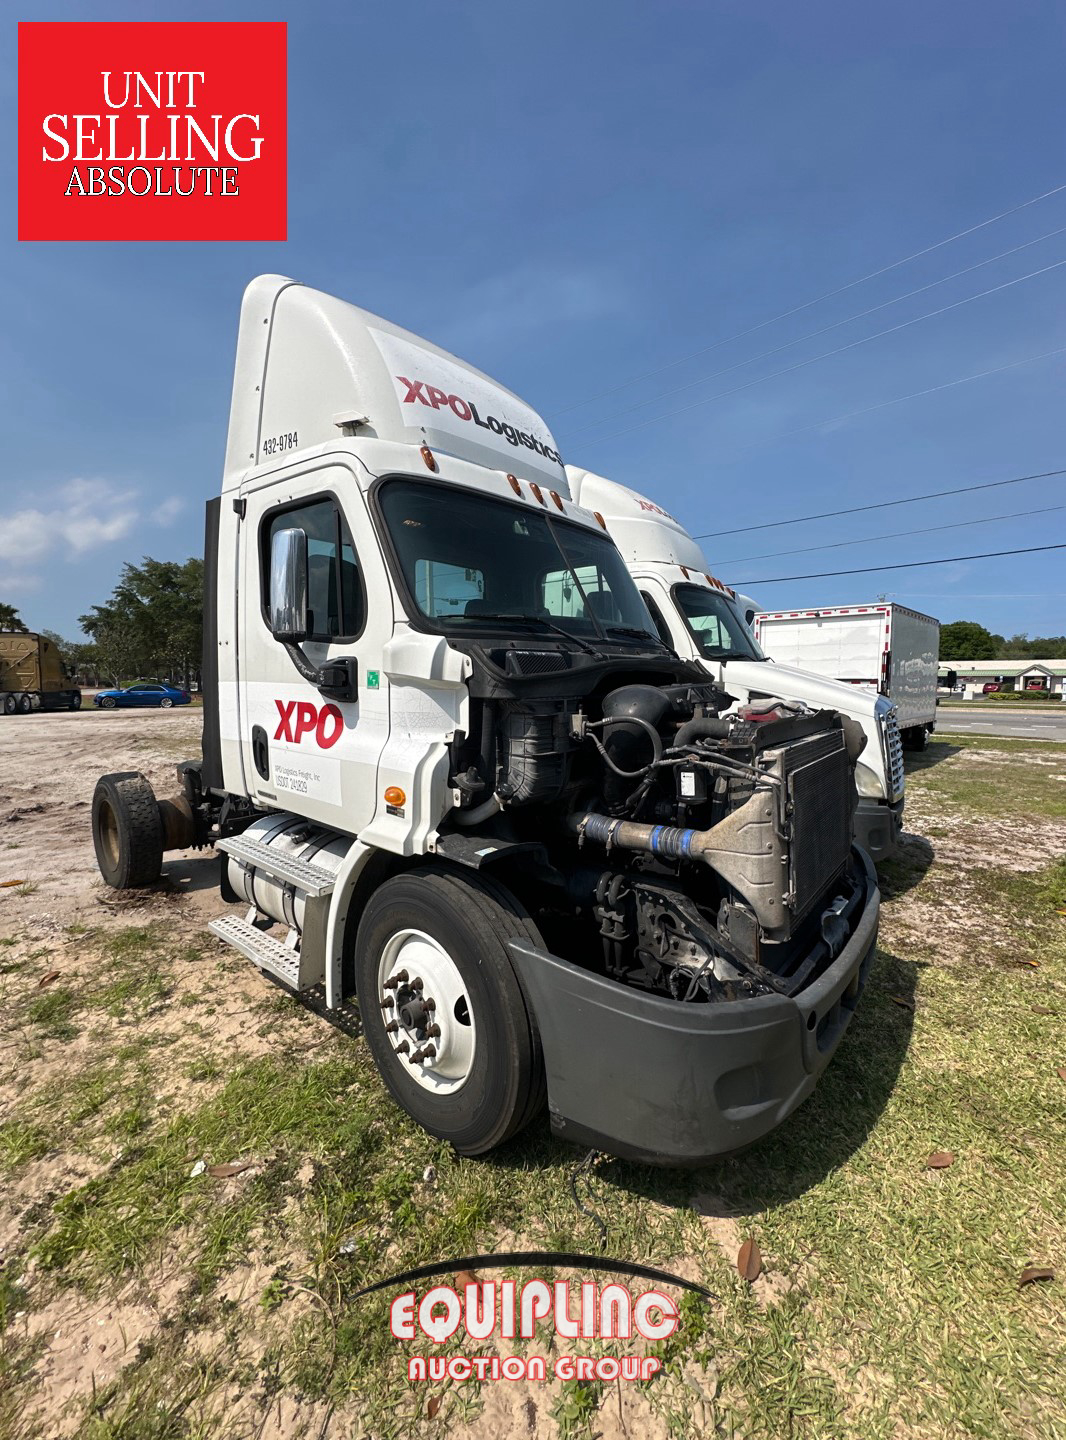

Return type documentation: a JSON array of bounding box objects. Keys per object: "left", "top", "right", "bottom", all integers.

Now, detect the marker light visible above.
[
  {"left": 593, "top": 511, "right": 607, "bottom": 530},
  {"left": 507, "top": 473, "right": 522, "bottom": 495},
  {"left": 680, "top": 565, "right": 690, "bottom": 578},
  {"left": 420, "top": 445, "right": 437, "bottom": 471},
  {"left": 530, "top": 483, "right": 546, "bottom": 505},
  {"left": 384, "top": 786, "right": 406, "bottom": 806},
  {"left": 549, "top": 490, "right": 564, "bottom": 511}
]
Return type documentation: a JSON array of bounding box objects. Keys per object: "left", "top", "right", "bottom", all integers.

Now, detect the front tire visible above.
[
  {"left": 100, "top": 695, "right": 117, "bottom": 709},
  {"left": 355, "top": 868, "right": 545, "bottom": 1155},
  {"left": 92, "top": 772, "right": 163, "bottom": 889}
]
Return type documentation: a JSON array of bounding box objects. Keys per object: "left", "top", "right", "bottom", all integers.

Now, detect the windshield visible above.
[
  {"left": 674, "top": 584, "right": 765, "bottom": 661},
  {"left": 378, "top": 478, "right": 664, "bottom": 646}
]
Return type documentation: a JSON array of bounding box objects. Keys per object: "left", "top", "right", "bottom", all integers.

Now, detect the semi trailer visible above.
[
  {"left": 91, "top": 275, "right": 880, "bottom": 1165},
  {"left": 754, "top": 604, "right": 940, "bottom": 750},
  {"left": 564, "top": 470, "right": 905, "bottom": 863},
  {"left": 0, "top": 632, "right": 82, "bottom": 713}
]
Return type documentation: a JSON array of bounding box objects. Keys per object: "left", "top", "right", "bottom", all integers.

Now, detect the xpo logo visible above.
[{"left": 274, "top": 699, "right": 343, "bottom": 749}]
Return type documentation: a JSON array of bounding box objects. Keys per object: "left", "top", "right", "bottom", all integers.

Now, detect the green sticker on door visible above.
[{"left": 367, "top": 670, "right": 380, "bottom": 689}]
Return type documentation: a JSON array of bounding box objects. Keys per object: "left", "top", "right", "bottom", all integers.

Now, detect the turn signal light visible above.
[
  {"left": 384, "top": 786, "right": 406, "bottom": 806},
  {"left": 420, "top": 444, "right": 437, "bottom": 471}
]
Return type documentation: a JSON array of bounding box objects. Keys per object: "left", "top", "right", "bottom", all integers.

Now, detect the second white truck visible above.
[
  {"left": 565, "top": 469, "right": 905, "bottom": 861},
  {"left": 754, "top": 604, "right": 940, "bottom": 751}
]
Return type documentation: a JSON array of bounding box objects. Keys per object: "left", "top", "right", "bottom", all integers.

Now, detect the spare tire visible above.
[{"left": 92, "top": 771, "right": 163, "bottom": 889}]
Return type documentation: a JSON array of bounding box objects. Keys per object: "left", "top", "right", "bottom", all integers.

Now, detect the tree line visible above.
[
  {"left": 938, "top": 621, "right": 1066, "bottom": 661},
  {"left": 1, "top": 557, "right": 203, "bottom": 687}
]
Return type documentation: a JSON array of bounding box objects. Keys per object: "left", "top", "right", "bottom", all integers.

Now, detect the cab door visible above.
[{"left": 236, "top": 462, "right": 393, "bottom": 835}]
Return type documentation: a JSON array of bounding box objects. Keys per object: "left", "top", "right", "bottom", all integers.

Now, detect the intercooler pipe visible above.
[{"left": 568, "top": 811, "right": 715, "bottom": 864}]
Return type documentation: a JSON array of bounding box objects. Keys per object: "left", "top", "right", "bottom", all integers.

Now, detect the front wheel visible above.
[
  {"left": 355, "top": 868, "right": 545, "bottom": 1155},
  {"left": 92, "top": 772, "right": 163, "bottom": 889},
  {"left": 99, "top": 696, "right": 117, "bottom": 709}
]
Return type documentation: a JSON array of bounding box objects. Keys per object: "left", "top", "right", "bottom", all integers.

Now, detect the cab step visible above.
[
  {"left": 209, "top": 913, "right": 318, "bottom": 990},
  {"left": 216, "top": 835, "right": 335, "bottom": 897}
]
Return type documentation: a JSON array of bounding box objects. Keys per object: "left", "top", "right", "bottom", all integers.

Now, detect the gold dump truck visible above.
[{"left": 0, "top": 633, "right": 81, "bottom": 714}]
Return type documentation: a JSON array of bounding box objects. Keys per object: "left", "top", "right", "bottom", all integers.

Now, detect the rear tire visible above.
[
  {"left": 3, "top": 694, "right": 15, "bottom": 716},
  {"left": 903, "top": 725, "right": 928, "bottom": 752},
  {"left": 160, "top": 697, "right": 173, "bottom": 709},
  {"left": 355, "top": 867, "right": 546, "bottom": 1155},
  {"left": 92, "top": 772, "right": 164, "bottom": 889},
  {"left": 70, "top": 692, "right": 82, "bottom": 710},
  {"left": 17, "top": 694, "right": 31, "bottom": 715}
]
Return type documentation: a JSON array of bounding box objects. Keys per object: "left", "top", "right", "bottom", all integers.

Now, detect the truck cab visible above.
[
  {"left": 90, "top": 277, "right": 880, "bottom": 1166},
  {"left": 564, "top": 468, "right": 905, "bottom": 862}
]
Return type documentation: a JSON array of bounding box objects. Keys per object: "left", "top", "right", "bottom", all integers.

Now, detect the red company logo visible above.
[
  {"left": 18, "top": 21, "right": 287, "bottom": 241},
  {"left": 274, "top": 700, "right": 343, "bottom": 750}
]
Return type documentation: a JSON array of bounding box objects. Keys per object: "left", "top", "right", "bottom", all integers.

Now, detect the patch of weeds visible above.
[
  {"left": 0, "top": 1119, "right": 51, "bottom": 1172},
  {"left": 14, "top": 882, "right": 37, "bottom": 897},
  {"left": 27, "top": 987, "right": 79, "bottom": 1040},
  {"left": 552, "top": 1379, "right": 604, "bottom": 1437}
]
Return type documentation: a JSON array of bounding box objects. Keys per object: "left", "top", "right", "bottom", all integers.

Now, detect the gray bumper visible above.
[
  {"left": 508, "top": 850, "right": 879, "bottom": 1166},
  {"left": 854, "top": 797, "right": 904, "bottom": 863}
]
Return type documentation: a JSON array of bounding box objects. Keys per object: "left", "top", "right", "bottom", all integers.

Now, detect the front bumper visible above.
[
  {"left": 854, "top": 796, "right": 904, "bottom": 863},
  {"left": 508, "top": 849, "right": 879, "bottom": 1165}
]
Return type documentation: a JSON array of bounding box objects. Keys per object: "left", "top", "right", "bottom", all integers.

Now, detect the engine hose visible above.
[
  {"left": 570, "top": 811, "right": 703, "bottom": 862},
  {"left": 454, "top": 793, "right": 503, "bottom": 827},
  {"left": 585, "top": 731, "right": 654, "bottom": 780},
  {"left": 588, "top": 714, "right": 664, "bottom": 765},
  {"left": 673, "top": 715, "right": 732, "bottom": 748}
]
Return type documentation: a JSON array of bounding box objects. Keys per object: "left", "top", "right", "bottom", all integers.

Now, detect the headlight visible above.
[{"left": 855, "top": 761, "right": 886, "bottom": 799}]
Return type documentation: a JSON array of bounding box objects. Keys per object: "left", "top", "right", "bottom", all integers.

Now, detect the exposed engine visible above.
[{"left": 445, "top": 646, "right": 865, "bottom": 1006}]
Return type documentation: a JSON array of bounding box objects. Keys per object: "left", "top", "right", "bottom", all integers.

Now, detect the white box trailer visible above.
[{"left": 754, "top": 604, "right": 940, "bottom": 749}]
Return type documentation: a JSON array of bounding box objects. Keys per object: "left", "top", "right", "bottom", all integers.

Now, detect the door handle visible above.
[{"left": 251, "top": 724, "right": 270, "bottom": 780}]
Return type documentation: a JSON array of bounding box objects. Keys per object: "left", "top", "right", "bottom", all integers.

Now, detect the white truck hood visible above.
[{"left": 720, "top": 656, "right": 878, "bottom": 719}]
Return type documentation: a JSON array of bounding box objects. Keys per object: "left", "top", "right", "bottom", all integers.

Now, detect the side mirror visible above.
[{"left": 269, "top": 528, "right": 309, "bottom": 641}]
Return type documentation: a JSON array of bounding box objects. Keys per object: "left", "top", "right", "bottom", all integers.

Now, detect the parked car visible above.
[
  {"left": 94, "top": 683, "right": 190, "bottom": 710},
  {"left": 982, "top": 682, "right": 1002, "bottom": 694}
]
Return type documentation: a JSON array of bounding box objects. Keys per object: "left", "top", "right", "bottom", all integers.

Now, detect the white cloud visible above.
[
  {"left": 155, "top": 496, "right": 183, "bottom": 525},
  {"left": 3, "top": 478, "right": 140, "bottom": 573}
]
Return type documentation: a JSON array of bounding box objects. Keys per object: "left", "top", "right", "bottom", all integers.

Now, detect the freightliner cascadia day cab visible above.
[
  {"left": 564, "top": 470, "right": 905, "bottom": 863},
  {"left": 754, "top": 604, "right": 940, "bottom": 751},
  {"left": 90, "top": 276, "right": 880, "bottom": 1165},
  {"left": 0, "top": 632, "right": 82, "bottom": 714}
]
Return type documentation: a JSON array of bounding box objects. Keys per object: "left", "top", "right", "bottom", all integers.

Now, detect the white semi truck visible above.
[
  {"left": 91, "top": 276, "right": 880, "bottom": 1165},
  {"left": 564, "top": 470, "right": 905, "bottom": 862},
  {"left": 754, "top": 604, "right": 940, "bottom": 751}
]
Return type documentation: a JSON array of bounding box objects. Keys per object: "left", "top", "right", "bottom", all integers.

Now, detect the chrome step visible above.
[
  {"left": 209, "top": 914, "right": 310, "bottom": 989},
  {"left": 216, "top": 835, "right": 335, "bottom": 897}
]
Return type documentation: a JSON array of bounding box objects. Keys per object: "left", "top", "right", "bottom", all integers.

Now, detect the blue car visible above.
[{"left": 94, "top": 682, "right": 191, "bottom": 710}]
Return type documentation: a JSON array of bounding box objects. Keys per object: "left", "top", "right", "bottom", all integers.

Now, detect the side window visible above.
[
  {"left": 639, "top": 591, "right": 675, "bottom": 650},
  {"left": 264, "top": 498, "right": 364, "bottom": 640}
]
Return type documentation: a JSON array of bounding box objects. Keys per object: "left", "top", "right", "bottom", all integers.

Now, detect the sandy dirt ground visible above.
[{"left": 0, "top": 707, "right": 223, "bottom": 933}]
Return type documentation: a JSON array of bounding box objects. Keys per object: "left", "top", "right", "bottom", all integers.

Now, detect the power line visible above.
[
  {"left": 570, "top": 225, "right": 1066, "bottom": 439},
  {"left": 689, "top": 344, "right": 1066, "bottom": 471},
  {"left": 718, "top": 504, "right": 1064, "bottom": 564},
  {"left": 588, "top": 258, "right": 1066, "bottom": 446},
  {"left": 732, "top": 542, "right": 1066, "bottom": 586},
  {"left": 551, "top": 181, "right": 1066, "bottom": 417},
  {"left": 695, "top": 466, "right": 1066, "bottom": 540}
]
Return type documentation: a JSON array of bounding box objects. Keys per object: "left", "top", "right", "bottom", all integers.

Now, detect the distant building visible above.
[{"left": 940, "top": 659, "right": 1066, "bottom": 699}]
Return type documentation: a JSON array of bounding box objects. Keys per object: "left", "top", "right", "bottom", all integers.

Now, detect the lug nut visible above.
[
  {"left": 423, "top": 998, "right": 436, "bottom": 1012},
  {"left": 410, "top": 976, "right": 424, "bottom": 991},
  {"left": 395, "top": 1041, "right": 409, "bottom": 1055},
  {"left": 383, "top": 970, "right": 409, "bottom": 990},
  {"left": 384, "top": 1020, "right": 399, "bottom": 1033},
  {"left": 425, "top": 1024, "right": 441, "bottom": 1038},
  {"left": 380, "top": 997, "right": 394, "bottom": 1010}
]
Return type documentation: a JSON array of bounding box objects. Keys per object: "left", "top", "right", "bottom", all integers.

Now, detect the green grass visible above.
[{"left": 0, "top": 735, "right": 1062, "bottom": 1437}]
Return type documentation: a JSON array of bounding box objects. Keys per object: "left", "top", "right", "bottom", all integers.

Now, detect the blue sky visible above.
[{"left": 4, "top": 0, "right": 1065, "bottom": 641}]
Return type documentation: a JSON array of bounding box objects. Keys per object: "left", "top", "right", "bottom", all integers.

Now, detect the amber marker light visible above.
[
  {"left": 507, "top": 473, "right": 522, "bottom": 495},
  {"left": 530, "top": 483, "right": 546, "bottom": 505},
  {"left": 384, "top": 786, "right": 406, "bottom": 807},
  {"left": 549, "top": 490, "right": 564, "bottom": 510},
  {"left": 593, "top": 511, "right": 607, "bottom": 530},
  {"left": 420, "top": 445, "right": 437, "bottom": 471}
]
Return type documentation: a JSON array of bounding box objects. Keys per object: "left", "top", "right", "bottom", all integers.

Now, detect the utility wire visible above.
[
  {"left": 587, "top": 258, "right": 1066, "bottom": 446},
  {"left": 690, "top": 344, "right": 1066, "bottom": 472},
  {"left": 719, "top": 504, "right": 1064, "bottom": 565},
  {"left": 569, "top": 225, "right": 1066, "bottom": 439},
  {"left": 694, "top": 467, "right": 1066, "bottom": 540},
  {"left": 733, "top": 542, "right": 1066, "bottom": 586},
  {"left": 551, "top": 181, "right": 1066, "bottom": 417}
]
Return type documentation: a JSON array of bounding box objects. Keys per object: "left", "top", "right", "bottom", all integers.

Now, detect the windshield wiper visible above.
[
  {"left": 603, "top": 624, "right": 666, "bottom": 648},
  {"left": 465, "top": 612, "right": 603, "bottom": 657}
]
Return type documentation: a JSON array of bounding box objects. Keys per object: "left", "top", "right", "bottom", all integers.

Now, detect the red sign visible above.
[{"left": 18, "top": 21, "right": 287, "bottom": 241}]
